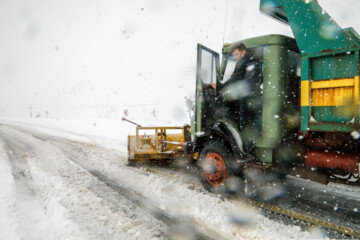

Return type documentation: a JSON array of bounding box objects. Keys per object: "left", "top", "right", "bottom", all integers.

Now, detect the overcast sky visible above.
[{"left": 0, "top": 0, "right": 359, "bottom": 124}]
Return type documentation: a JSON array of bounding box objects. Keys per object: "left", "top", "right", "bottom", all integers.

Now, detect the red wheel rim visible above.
[{"left": 203, "top": 153, "right": 227, "bottom": 186}]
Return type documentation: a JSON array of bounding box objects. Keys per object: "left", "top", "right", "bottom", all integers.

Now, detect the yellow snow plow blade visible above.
[{"left": 127, "top": 125, "right": 192, "bottom": 164}]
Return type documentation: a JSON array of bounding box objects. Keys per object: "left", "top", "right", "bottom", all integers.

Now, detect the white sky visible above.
[{"left": 0, "top": 0, "right": 359, "bottom": 123}]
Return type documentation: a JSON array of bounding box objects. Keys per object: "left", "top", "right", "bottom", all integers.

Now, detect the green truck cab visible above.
[{"left": 191, "top": 0, "right": 360, "bottom": 192}]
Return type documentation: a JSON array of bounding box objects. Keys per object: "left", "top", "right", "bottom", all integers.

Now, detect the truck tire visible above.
[{"left": 199, "top": 140, "right": 240, "bottom": 193}]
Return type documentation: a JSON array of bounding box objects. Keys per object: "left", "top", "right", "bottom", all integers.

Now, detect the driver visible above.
[
  {"left": 218, "top": 42, "right": 262, "bottom": 98},
  {"left": 218, "top": 42, "right": 263, "bottom": 152}
]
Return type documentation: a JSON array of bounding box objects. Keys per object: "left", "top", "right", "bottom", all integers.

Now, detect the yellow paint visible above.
[
  {"left": 301, "top": 77, "right": 360, "bottom": 107},
  {"left": 311, "top": 78, "right": 355, "bottom": 89},
  {"left": 301, "top": 81, "right": 310, "bottom": 106},
  {"left": 354, "top": 76, "right": 360, "bottom": 105},
  {"left": 311, "top": 87, "right": 354, "bottom": 106}
]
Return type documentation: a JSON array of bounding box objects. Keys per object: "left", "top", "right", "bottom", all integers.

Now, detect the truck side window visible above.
[{"left": 201, "top": 50, "right": 217, "bottom": 85}]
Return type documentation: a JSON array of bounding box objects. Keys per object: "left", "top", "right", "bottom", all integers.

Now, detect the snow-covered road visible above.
[
  {"left": 0, "top": 120, "right": 319, "bottom": 239},
  {"left": 0, "top": 124, "right": 167, "bottom": 239}
]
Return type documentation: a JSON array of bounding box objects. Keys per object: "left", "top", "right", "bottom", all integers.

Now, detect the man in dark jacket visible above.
[
  {"left": 219, "top": 42, "right": 263, "bottom": 153},
  {"left": 219, "top": 42, "right": 262, "bottom": 99}
]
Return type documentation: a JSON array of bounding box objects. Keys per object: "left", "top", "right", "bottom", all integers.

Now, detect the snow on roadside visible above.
[
  {"left": 0, "top": 127, "right": 89, "bottom": 240},
  {"left": 97, "top": 163, "right": 312, "bottom": 239},
  {"left": 0, "top": 125, "right": 167, "bottom": 240},
  {"left": 0, "top": 139, "right": 21, "bottom": 240},
  {"left": 0, "top": 117, "right": 132, "bottom": 152}
]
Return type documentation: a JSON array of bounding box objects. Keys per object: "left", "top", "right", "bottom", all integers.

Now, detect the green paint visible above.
[
  {"left": 301, "top": 106, "right": 310, "bottom": 132},
  {"left": 344, "top": 28, "right": 360, "bottom": 46},
  {"left": 221, "top": 35, "right": 298, "bottom": 78},
  {"left": 222, "top": 36, "right": 301, "bottom": 163},
  {"left": 195, "top": 44, "right": 221, "bottom": 135},
  {"left": 255, "top": 148, "right": 273, "bottom": 165},
  {"left": 195, "top": 44, "right": 203, "bottom": 134},
  {"left": 260, "top": 0, "right": 358, "bottom": 55},
  {"left": 309, "top": 123, "right": 358, "bottom": 132},
  {"left": 255, "top": 44, "right": 287, "bottom": 163},
  {"left": 300, "top": 58, "right": 310, "bottom": 132},
  {"left": 261, "top": 0, "right": 360, "bottom": 132},
  {"left": 311, "top": 53, "right": 357, "bottom": 80},
  {"left": 312, "top": 106, "right": 353, "bottom": 123}
]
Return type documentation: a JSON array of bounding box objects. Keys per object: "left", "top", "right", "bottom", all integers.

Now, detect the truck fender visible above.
[{"left": 211, "top": 121, "right": 245, "bottom": 160}]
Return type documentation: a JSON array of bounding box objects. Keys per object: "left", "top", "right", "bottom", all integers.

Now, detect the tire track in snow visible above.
[
  {"left": 1, "top": 124, "right": 222, "bottom": 240},
  {"left": 0, "top": 125, "right": 167, "bottom": 240},
  {"left": 3, "top": 123, "right": 321, "bottom": 240},
  {"left": 88, "top": 170, "right": 214, "bottom": 240},
  {"left": 26, "top": 131, "right": 222, "bottom": 240},
  {"left": 0, "top": 128, "right": 88, "bottom": 240}
]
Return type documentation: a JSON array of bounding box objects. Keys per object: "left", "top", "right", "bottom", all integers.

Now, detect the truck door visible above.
[{"left": 195, "top": 44, "right": 221, "bottom": 135}]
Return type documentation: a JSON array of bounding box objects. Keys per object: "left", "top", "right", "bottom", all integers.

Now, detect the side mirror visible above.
[{"left": 185, "top": 98, "right": 194, "bottom": 111}]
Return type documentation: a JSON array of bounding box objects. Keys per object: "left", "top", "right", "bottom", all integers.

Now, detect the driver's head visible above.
[{"left": 231, "top": 42, "right": 247, "bottom": 62}]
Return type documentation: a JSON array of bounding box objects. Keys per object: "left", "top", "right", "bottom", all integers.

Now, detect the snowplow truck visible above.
[{"left": 190, "top": 0, "right": 360, "bottom": 191}]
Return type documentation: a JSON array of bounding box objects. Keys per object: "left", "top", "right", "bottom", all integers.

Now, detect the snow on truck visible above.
[{"left": 126, "top": 0, "right": 360, "bottom": 192}]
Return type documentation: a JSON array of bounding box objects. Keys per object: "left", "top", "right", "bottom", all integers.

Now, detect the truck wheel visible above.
[{"left": 199, "top": 140, "right": 236, "bottom": 193}]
